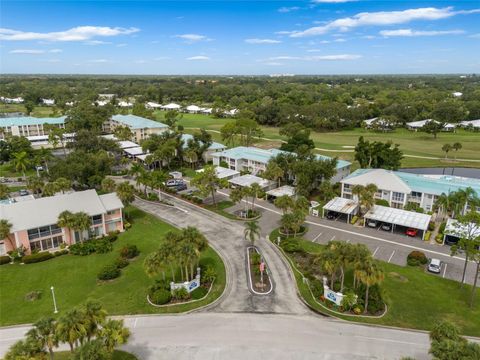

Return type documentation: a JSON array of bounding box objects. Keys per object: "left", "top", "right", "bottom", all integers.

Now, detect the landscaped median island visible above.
[
  {"left": 247, "top": 246, "right": 272, "bottom": 294},
  {"left": 270, "top": 229, "right": 480, "bottom": 336},
  {"left": 0, "top": 207, "right": 226, "bottom": 326}
]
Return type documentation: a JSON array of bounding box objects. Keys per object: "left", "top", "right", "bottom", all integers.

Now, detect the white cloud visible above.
[
  {"left": 9, "top": 49, "right": 44, "bottom": 54},
  {"left": 380, "top": 28, "right": 465, "bottom": 37},
  {"left": 290, "top": 7, "right": 476, "bottom": 37},
  {"left": 278, "top": 6, "right": 300, "bottom": 13},
  {"left": 264, "top": 62, "right": 284, "bottom": 66},
  {"left": 245, "top": 38, "right": 282, "bottom": 44},
  {"left": 49, "top": 48, "right": 62, "bottom": 53},
  {"left": 88, "top": 59, "right": 110, "bottom": 63},
  {"left": 174, "top": 34, "right": 211, "bottom": 43},
  {"left": 84, "top": 40, "right": 112, "bottom": 45},
  {"left": 0, "top": 26, "right": 139, "bottom": 41},
  {"left": 275, "top": 31, "right": 295, "bottom": 35},
  {"left": 264, "top": 54, "right": 360, "bottom": 61},
  {"left": 186, "top": 55, "right": 210, "bottom": 61}
]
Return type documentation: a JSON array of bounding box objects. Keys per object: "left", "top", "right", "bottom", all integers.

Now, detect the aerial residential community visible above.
[{"left": 0, "top": 1, "right": 480, "bottom": 359}]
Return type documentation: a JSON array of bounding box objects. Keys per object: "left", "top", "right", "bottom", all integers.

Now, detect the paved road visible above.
[
  {"left": 0, "top": 313, "right": 431, "bottom": 360},
  {"left": 133, "top": 196, "right": 308, "bottom": 315}
]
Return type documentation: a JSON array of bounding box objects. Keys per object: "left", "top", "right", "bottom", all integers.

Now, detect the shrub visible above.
[
  {"left": 439, "top": 222, "right": 447, "bottom": 234},
  {"left": 150, "top": 289, "right": 172, "bottom": 305},
  {"left": 93, "top": 239, "right": 113, "bottom": 254},
  {"left": 435, "top": 236, "right": 444, "bottom": 244},
  {"left": 407, "top": 250, "right": 428, "bottom": 266},
  {"left": 203, "top": 265, "right": 217, "bottom": 284},
  {"left": 97, "top": 264, "right": 121, "bottom": 280},
  {"left": 23, "top": 252, "right": 54, "bottom": 264},
  {"left": 0, "top": 255, "right": 11, "bottom": 265},
  {"left": 104, "top": 232, "right": 118, "bottom": 243},
  {"left": 120, "top": 244, "right": 139, "bottom": 259},
  {"left": 350, "top": 216, "right": 358, "bottom": 225},
  {"left": 353, "top": 305, "right": 364, "bottom": 315},
  {"left": 172, "top": 287, "right": 190, "bottom": 301},
  {"left": 124, "top": 221, "right": 131, "bottom": 230},
  {"left": 424, "top": 231, "right": 431, "bottom": 241},
  {"left": 53, "top": 249, "right": 68, "bottom": 257},
  {"left": 310, "top": 279, "right": 324, "bottom": 299},
  {"left": 375, "top": 199, "right": 390, "bottom": 207},
  {"left": 191, "top": 286, "right": 208, "bottom": 300},
  {"left": 115, "top": 257, "right": 129, "bottom": 269},
  {"left": 148, "top": 279, "right": 170, "bottom": 296},
  {"left": 147, "top": 193, "right": 159, "bottom": 201},
  {"left": 428, "top": 221, "right": 435, "bottom": 231},
  {"left": 281, "top": 238, "right": 302, "bottom": 253},
  {"left": 69, "top": 241, "right": 96, "bottom": 256},
  {"left": 250, "top": 252, "right": 261, "bottom": 265}
]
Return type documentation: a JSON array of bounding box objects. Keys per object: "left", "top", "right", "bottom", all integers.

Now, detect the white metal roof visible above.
[
  {"left": 364, "top": 205, "right": 431, "bottom": 231},
  {"left": 135, "top": 154, "right": 149, "bottom": 162},
  {"left": 186, "top": 105, "right": 201, "bottom": 111},
  {"left": 118, "top": 140, "right": 140, "bottom": 149},
  {"left": 266, "top": 185, "right": 296, "bottom": 198},
  {"left": 342, "top": 169, "right": 411, "bottom": 194},
  {"left": 323, "top": 196, "right": 359, "bottom": 215},
  {"left": 406, "top": 119, "right": 438, "bottom": 128},
  {"left": 445, "top": 218, "right": 480, "bottom": 239},
  {"left": 162, "top": 103, "right": 181, "bottom": 110},
  {"left": 124, "top": 146, "right": 144, "bottom": 156},
  {"left": 228, "top": 174, "right": 274, "bottom": 189},
  {"left": 196, "top": 166, "right": 240, "bottom": 179}
]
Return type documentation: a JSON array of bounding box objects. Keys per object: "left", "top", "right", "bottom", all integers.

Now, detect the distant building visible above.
[
  {"left": 161, "top": 103, "right": 182, "bottom": 111},
  {"left": 0, "top": 190, "right": 124, "bottom": 255},
  {"left": 406, "top": 119, "right": 455, "bottom": 132},
  {"left": 41, "top": 98, "right": 55, "bottom": 106},
  {"left": 0, "top": 116, "right": 66, "bottom": 140},
  {"left": 341, "top": 168, "right": 480, "bottom": 212},
  {"left": 459, "top": 119, "right": 480, "bottom": 130},
  {"left": 145, "top": 102, "right": 162, "bottom": 109},
  {"left": 0, "top": 96, "right": 24, "bottom": 104},
  {"left": 180, "top": 133, "right": 226, "bottom": 162},
  {"left": 104, "top": 114, "right": 169, "bottom": 142}
]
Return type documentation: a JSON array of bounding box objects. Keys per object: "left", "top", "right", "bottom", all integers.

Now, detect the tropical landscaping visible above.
[{"left": 0, "top": 207, "right": 225, "bottom": 326}]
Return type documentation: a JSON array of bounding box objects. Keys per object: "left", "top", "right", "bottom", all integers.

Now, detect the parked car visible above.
[
  {"left": 165, "top": 179, "right": 185, "bottom": 187},
  {"left": 406, "top": 228, "right": 418, "bottom": 237},
  {"left": 326, "top": 212, "right": 335, "bottom": 220},
  {"left": 173, "top": 183, "right": 187, "bottom": 192},
  {"left": 19, "top": 189, "right": 29, "bottom": 196},
  {"left": 381, "top": 223, "right": 392, "bottom": 231},
  {"left": 427, "top": 258, "right": 442, "bottom": 274},
  {"left": 367, "top": 220, "right": 377, "bottom": 228}
]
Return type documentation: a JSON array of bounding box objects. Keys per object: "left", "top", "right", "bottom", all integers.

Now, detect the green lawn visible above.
[
  {"left": 55, "top": 350, "right": 137, "bottom": 360},
  {"left": 0, "top": 207, "right": 226, "bottom": 326},
  {"left": 270, "top": 230, "right": 480, "bottom": 336},
  {"left": 0, "top": 103, "right": 57, "bottom": 117},
  {"left": 0, "top": 162, "right": 36, "bottom": 179}
]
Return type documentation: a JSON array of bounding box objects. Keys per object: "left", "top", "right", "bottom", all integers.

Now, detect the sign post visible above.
[{"left": 259, "top": 262, "right": 265, "bottom": 287}]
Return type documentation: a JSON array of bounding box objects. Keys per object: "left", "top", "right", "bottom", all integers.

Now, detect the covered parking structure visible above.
[
  {"left": 228, "top": 174, "right": 276, "bottom": 191},
  {"left": 364, "top": 205, "right": 432, "bottom": 240},
  {"left": 266, "top": 185, "right": 296, "bottom": 200},
  {"left": 196, "top": 166, "right": 240, "bottom": 180},
  {"left": 322, "top": 197, "right": 359, "bottom": 223},
  {"left": 124, "top": 146, "right": 144, "bottom": 158},
  {"left": 443, "top": 218, "right": 480, "bottom": 245}
]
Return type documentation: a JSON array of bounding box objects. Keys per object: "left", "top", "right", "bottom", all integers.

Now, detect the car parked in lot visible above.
[
  {"left": 19, "top": 189, "right": 29, "bottom": 196},
  {"left": 405, "top": 228, "right": 418, "bottom": 237},
  {"left": 367, "top": 220, "right": 377, "bottom": 228},
  {"left": 326, "top": 212, "right": 336, "bottom": 220},
  {"left": 427, "top": 258, "right": 442, "bottom": 274},
  {"left": 165, "top": 179, "right": 185, "bottom": 187},
  {"left": 173, "top": 183, "right": 187, "bottom": 192},
  {"left": 381, "top": 223, "right": 392, "bottom": 231}
]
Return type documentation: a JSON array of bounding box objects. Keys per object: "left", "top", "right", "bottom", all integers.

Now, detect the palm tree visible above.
[
  {"left": 452, "top": 142, "right": 462, "bottom": 160},
  {"left": 442, "top": 143, "right": 452, "bottom": 160},
  {"left": 353, "top": 184, "right": 378, "bottom": 216},
  {"left": 37, "top": 147, "right": 53, "bottom": 174},
  {"left": 71, "top": 212, "right": 92, "bottom": 242},
  {"left": 275, "top": 195, "right": 294, "bottom": 215},
  {"left": 314, "top": 248, "right": 338, "bottom": 288},
  {"left": 101, "top": 178, "right": 116, "bottom": 193},
  {"left": 116, "top": 182, "right": 135, "bottom": 217},
  {"left": 12, "top": 151, "right": 30, "bottom": 180},
  {"left": 98, "top": 319, "right": 130, "bottom": 353},
  {"left": 230, "top": 186, "right": 247, "bottom": 213},
  {"left": 356, "top": 260, "right": 384, "bottom": 314},
  {"left": 27, "top": 317, "right": 58, "bottom": 360},
  {"left": 83, "top": 300, "right": 107, "bottom": 341},
  {"left": 434, "top": 192, "right": 451, "bottom": 220},
  {"left": 43, "top": 182, "right": 60, "bottom": 197},
  {"left": 264, "top": 161, "right": 284, "bottom": 188},
  {"left": 55, "top": 177, "right": 71, "bottom": 194},
  {"left": 56, "top": 308, "right": 87, "bottom": 352},
  {"left": 249, "top": 182, "right": 262, "bottom": 211},
  {"left": 244, "top": 220, "right": 261, "bottom": 245},
  {"left": 0, "top": 219, "right": 15, "bottom": 252},
  {"left": 129, "top": 162, "right": 144, "bottom": 187},
  {"left": 0, "top": 184, "right": 9, "bottom": 200},
  {"left": 184, "top": 148, "right": 198, "bottom": 169},
  {"left": 351, "top": 243, "right": 371, "bottom": 289},
  {"left": 26, "top": 176, "right": 44, "bottom": 195}
]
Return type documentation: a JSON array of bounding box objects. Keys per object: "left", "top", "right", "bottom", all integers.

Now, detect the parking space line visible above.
[
  {"left": 330, "top": 236, "right": 336, "bottom": 241},
  {"left": 388, "top": 250, "right": 395, "bottom": 263},
  {"left": 312, "top": 233, "right": 322, "bottom": 242},
  {"left": 442, "top": 263, "right": 448, "bottom": 278},
  {"left": 372, "top": 247, "right": 379, "bottom": 257}
]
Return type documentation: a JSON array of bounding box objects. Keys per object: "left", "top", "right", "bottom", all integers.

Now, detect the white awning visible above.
[
  {"left": 323, "top": 197, "right": 358, "bottom": 215},
  {"left": 124, "top": 146, "right": 144, "bottom": 156},
  {"left": 266, "top": 185, "right": 296, "bottom": 198},
  {"left": 364, "top": 205, "right": 431, "bottom": 231},
  {"left": 228, "top": 174, "right": 275, "bottom": 189},
  {"left": 196, "top": 166, "right": 240, "bottom": 180}
]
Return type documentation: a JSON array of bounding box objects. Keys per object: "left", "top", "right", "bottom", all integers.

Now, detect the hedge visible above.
[
  {"left": 424, "top": 231, "right": 431, "bottom": 241},
  {"left": 350, "top": 215, "right": 358, "bottom": 225},
  {"left": 150, "top": 289, "right": 171, "bottom": 305},
  {"left": 0, "top": 255, "right": 11, "bottom": 265},
  {"left": 407, "top": 251, "right": 428, "bottom": 267},
  {"left": 120, "top": 244, "right": 139, "bottom": 259},
  {"left": 23, "top": 252, "right": 54, "bottom": 264},
  {"left": 97, "top": 264, "right": 121, "bottom": 280}
]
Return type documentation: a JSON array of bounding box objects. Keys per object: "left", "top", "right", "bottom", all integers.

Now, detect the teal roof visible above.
[
  {"left": 111, "top": 115, "right": 168, "bottom": 130},
  {"left": 0, "top": 116, "right": 66, "bottom": 127},
  {"left": 181, "top": 134, "right": 225, "bottom": 151},
  {"left": 344, "top": 168, "right": 480, "bottom": 196},
  {"left": 315, "top": 154, "right": 351, "bottom": 170}
]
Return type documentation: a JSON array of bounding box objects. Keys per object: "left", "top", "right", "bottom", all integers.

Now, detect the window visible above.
[
  {"left": 107, "top": 210, "right": 117, "bottom": 215},
  {"left": 91, "top": 214, "right": 103, "bottom": 225},
  {"left": 411, "top": 191, "right": 422, "bottom": 198},
  {"left": 392, "top": 192, "right": 405, "bottom": 202},
  {"left": 30, "top": 235, "right": 63, "bottom": 251}
]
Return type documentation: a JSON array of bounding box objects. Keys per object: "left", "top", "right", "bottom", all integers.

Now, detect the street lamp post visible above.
[{"left": 50, "top": 286, "right": 58, "bottom": 314}]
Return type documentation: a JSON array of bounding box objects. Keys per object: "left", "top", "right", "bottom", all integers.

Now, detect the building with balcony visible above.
[
  {"left": 0, "top": 116, "right": 66, "bottom": 140},
  {"left": 0, "top": 190, "right": 124, "bottom": 256},
  {"left": 103, "top": 114, "right": 169, "bottom": 143},
  {"left": 211, "top": 146, "right": 351, "bottom": 183},
  {"left": 341, "top": 169, "right": 480, "bottom": 212}
]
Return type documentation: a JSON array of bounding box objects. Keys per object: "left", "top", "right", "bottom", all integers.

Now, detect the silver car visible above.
[{"left": 427, "top": 258, "right": 442, "bottom": 274}]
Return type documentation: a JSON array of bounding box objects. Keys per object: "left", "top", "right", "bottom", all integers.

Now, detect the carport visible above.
[
  {"left": 266, "top": 185, "right": 296, "bottom": 200},
  {"left": 228, "top": 174, "right": 276, "bottom": 190},
  {"left": 124, "top": 146, "right": 144, "bottom": 158},
  {"left": 322, "top": 197, "right": 359, "bottom": 223},
  {"left": 364, "top": 205, "right": 432, "bottom": 240},
  {"left": 443, "top": 218, "right": 480, "bottom": 245}
]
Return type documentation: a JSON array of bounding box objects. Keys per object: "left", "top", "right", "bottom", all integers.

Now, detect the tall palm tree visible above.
[
  {"left": 244, "top": 220, "right": 261, "bottom": 245},
  {"left": 12, "top": 151, "right": 30, "bottom": 180},
  {"left": 101, "top": 178, "right": 116, "bottom": 193},
  {"left": 249, "top": 183, "right": 262, "bottom": 211},
  {"left": 230, "top": 186, "right": 247, "bottom": 213},
  {"left": 98, "top": 319, "right": 130, "bottom": 353},
  {"left": 314, "top": 248, "right": 338, "bottom": 288},
  {"left": 116, "top": 182, "right": 135, "bottom": 218},
  {"left": 357, "top": 260, "right": 384, "bottom": 314},
  {"left": 56, "top": 309, "right": 87, "bottom": 352},
  {"left": 55, "top": 178, "right": 71, "bottom": 194},
  {"left": 83, "top": 300, "right": 107, "bottom": 341},
  {"left": 26, "top": 176, "right": 44, "bottom": 195},
  {"left": 351, "top": 243, "right": 372, "bottom": 289},
  {"left": 452, "top": 142, "right": 462, "bottom": 160},
  {"left": 0, "top": 219, "right": 15, "bottom": 251},
  {"left": 43, "top": 182, "right": 61, "bottom": 197},
  {"left": 442, "top": 143, "right": 452, "bottom": 160},
  {"left": 71, "top": 212, "right": 92, "bottom": 242},
  {"left": 264, "top": 161, "right": 284, "bottom": 188},
  {"left": 275, "top": 195, "right": 294, "bottom": 215},
  {"left": 184, "top": 148, "right": 198, "bottom": 169},
  {"left": 37, "top": 147, "right": 53, "bottom": 174},
  {"left": 129, "top": 162, "right": 144, "bottom": 187},
  {"left": 27, "top": 317, "right": 58, "bottom": 360}
]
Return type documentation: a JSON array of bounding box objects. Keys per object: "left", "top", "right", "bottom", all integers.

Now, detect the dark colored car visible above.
[
  {"left": 326, "top": 212, "right": 335, "bottom": 220},
  {"left": 165, "top": 179, "right": 185, "bottom": 187},
  {"left": 381, "top": 223, "right": 392, "bottom": 231},
  {"left": 19, "top": 189, "right": 29, "bottom": 196},
  {"left": 173, "top": 183, "right": 187, "bottom": 192}
]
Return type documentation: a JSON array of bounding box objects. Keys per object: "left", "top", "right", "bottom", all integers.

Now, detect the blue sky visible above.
[{"left": 1, "top": 1, "right": 479, "bottom": 74}]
